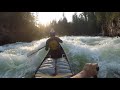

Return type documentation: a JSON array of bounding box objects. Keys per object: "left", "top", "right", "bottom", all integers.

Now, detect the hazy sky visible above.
[{"left": 35, "top": 12, "right": 82, "bottom": 25}]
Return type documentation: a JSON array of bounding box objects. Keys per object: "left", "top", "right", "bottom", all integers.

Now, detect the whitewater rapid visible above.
[{"left": 0, "top": 36, "right": 120, "bottom": 78}]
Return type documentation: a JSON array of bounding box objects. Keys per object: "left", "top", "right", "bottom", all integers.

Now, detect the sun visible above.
[
  {"left": 35, "top": 12, "right": 63, "bottom": 26},
  {"left": 37, "top": 13, "right": 51, "bottom": 25},
  {"left": 32, "top": 12, "right": 82, "bottom": 26}
]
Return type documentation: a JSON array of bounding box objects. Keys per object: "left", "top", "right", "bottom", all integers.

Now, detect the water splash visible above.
[{"left": 0, "top": 36, "right": 120, "bottom": 78}]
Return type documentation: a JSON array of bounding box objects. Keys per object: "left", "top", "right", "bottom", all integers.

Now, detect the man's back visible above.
[
  {"left": 45, "top": 36, "right": 63, "bottom": 51},
  {"left": 45, "top": 36, "right": 63, "bottom": 59}
]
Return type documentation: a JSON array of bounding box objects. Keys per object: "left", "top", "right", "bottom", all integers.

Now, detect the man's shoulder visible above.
[
  {"left": 46, "top": 38, "right": 51, "bottom": 42},
  {"left": 55, "top": 37, "right": 63, "bottom": 42},
  {"left": 47, "top": 37, "right": 61, "bottom": 41},
  {"left": 55, "top": 36, "right": 60, "bottom": 39}
]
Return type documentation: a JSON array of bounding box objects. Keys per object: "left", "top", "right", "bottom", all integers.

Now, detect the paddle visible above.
[{"left": 27, "top": 46, "right": 45, "bottom": 57}]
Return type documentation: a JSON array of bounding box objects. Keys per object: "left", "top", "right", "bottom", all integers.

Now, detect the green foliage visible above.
[
  {"left": 95, "top": 12, "right": 120, "bottom": 36},
  {"left": 0, "top": 12, "right": 41, "bottom": 45},
  {"left": 1, "top": 12, "right": 120, "bottom": 45}
]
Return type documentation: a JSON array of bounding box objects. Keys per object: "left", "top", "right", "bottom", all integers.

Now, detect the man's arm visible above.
[
  {"left": 45, "top": 40, "right": 49, "bottom": 51},
  {"left": 57, "top": 37, "right": 63, "bottom": 43},
  {"left": 60, "top": 39, "right": 63, "bottom": 43}
]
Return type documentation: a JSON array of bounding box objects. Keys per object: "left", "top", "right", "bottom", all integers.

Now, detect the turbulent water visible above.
[{"left": 0, "top": 36, "right": 120, "bottom": 78}]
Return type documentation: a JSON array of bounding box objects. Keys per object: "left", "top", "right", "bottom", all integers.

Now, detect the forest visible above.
[{"left": 0, "top": 12, "right": 120, "bottom": 45}]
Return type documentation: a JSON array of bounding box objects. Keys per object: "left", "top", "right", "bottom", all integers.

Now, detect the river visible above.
[{"left": 0, "top": 36, "right": 120, "bottom": 78}]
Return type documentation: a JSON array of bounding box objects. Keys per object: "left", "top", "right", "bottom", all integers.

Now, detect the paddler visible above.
[{"left": 45, "top": 28, "right": 63, "bottom": 76}]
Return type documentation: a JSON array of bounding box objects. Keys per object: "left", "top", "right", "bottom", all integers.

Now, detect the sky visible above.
[{"left": 34, "top": 12, "right": 82, "bottom": 25}]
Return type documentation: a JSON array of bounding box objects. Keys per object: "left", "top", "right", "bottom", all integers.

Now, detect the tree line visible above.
[
  {"left": 38, "top": 12, "right": 120, "bottom": 37},
  {"left": 0, "top": 12, "right": 120, "bottom": 45},
  {"left": 0, "top": 12, "right": 41, "bottom": 45}
]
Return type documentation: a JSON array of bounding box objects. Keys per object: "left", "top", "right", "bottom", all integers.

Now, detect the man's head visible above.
[{"left": 50, "top": 28, "right": 56, "bottom": 37}]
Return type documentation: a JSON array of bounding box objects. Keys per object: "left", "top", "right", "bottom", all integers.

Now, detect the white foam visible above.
[{"left": 0, "top": 36, "right": 120, "bottom": 78}]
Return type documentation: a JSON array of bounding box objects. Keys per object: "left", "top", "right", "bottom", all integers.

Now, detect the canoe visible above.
[{"left": 32, "top": 44, "right": 74, "bottom": 78}]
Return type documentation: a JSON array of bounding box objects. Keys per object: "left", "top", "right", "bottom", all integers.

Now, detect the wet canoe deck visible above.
[{"left": 34, "top": 58, "right": 73, "bottom": 78}]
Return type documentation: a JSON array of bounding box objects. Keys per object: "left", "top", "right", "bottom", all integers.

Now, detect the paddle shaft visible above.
[{"left": 27, "top": 46, "right": 45, "bottom": 57}]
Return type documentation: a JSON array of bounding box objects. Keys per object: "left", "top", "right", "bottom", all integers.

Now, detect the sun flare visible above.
[{"left": 33, "top": 12, "right": 82, "bottom": 26}]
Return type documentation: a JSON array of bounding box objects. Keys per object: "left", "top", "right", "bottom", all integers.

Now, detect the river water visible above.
[{"left": 0, "top": 36, "right": 120, "bottom": 78}]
